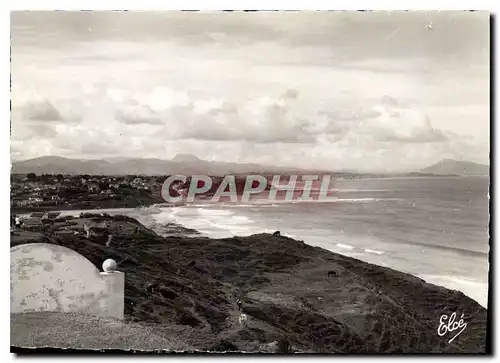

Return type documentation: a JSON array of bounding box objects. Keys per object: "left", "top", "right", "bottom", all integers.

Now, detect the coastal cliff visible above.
[{"left": 10, "top": 214, "right": 488, "bottom": 353}]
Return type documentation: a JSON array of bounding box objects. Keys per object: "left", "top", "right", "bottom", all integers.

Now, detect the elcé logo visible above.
[
  {"left": 160, "top": 174, "right": 336, "bottom": 203},
  {"left": 437, "top": 312, "right": 467, "bottom": 344}
]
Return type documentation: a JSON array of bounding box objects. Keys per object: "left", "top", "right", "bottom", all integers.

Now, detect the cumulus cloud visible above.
[
  {"left": 26, "top": 124, "right": 58, "bottom": 139},
  {"left": 115, "top": 105, "right": 163, "bottom": 125},
  {"left": 11, "top": 88, "right": 82, "bottom": 123},
  {"left": 15, "top": 98, "right": 62, "bottom": 121},
  {"left": 9, "top": 84, "right": 481, "bottom": 170},
  {"left": 104, "top": 86, "right": 449, "bottom": 147},
  {"left": 354, "top": 99, "right": 449, "bottom": 144},
  {"left": 12, "top": 85, "right": 452, "bottom": 149},
  {"left": 11, "top": 122, "right": 57, "bottom": 140},
  {"left": 176, "top": 95, "right": 316, "bottom": 143}
]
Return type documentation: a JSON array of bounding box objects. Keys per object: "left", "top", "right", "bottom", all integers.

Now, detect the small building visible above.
[
  {"left": 46, "top": 212, "right": 61, "bottom": 220},
  {"left": 87, "top": 183, "right": 100, "bottom": 193},
  {"left": 23, "top": 217, "right": 43, "bottom": 231}
]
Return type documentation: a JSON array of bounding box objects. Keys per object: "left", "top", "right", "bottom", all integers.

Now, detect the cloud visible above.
[
  {"left": 175, "top": 95, "right": 317, "bottom": 143},
  {"left": 15, "top": 85, "right": 452, "bottom": 149},
  {"left": 115, "top": 105, "right": 163, "bottom": 125},
  {"left": 11, "top": 12, "right": 489, "bottom": 65},
  {"left": 11, "top": 88, "right": 82, "bottom": 123},
  {"left": 9, "top": 12, "right": 489, "bottom": 170},
  {"left": 107, "top": 87, "right": 315, "bottom": 143},
  {"left": 354, "top": 101, "right": 449, "bottom": 144},
  {"left": 107, "top": 86, "right": 450, "bottom": 146},
  {"left": 16, "top": 98, "right": 62, "bottom": 121},
  {"left": 26, "top": 124, "right": 58, "bottom": 139},
  {"left": 8, "top": 84, "right": 480, "bottom": 170},
  {"left": 47, "top": 122, "right": 170, "bottom": 159},
  {"left": 10, "top": 121, "right": 57, "bottom": 140}
]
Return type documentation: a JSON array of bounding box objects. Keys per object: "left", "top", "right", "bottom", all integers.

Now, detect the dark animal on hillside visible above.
[
  {"left": 327, "top": 270, "right": 337, "bottom": 278},
  {"left": 145, "top": 282, "right": 159, "bottom": 296},
  {"left": 194, "top": 266, "right": 208, "bottom": 274},
  {"left": 236, "top": 298, "right": 243, "bottom": 311},
  {"left": 273, "top": 231, "right": 281, "bottom": 236}
]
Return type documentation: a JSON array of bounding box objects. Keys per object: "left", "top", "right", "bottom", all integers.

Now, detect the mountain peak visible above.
[
  {"left": 421, "top": 159, "right": 489, "bottom": 175},
  {"left": 172, "top": 154, "right": 202, "bottom": 163}
]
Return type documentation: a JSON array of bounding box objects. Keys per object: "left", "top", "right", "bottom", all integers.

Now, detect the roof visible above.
[{"left": 24, "top": 218, "right": 43, "bottom": 226}]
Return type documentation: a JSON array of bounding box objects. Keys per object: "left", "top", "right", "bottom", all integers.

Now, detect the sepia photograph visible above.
[{"left": 9, "top": 10, "right": 491, "bottom": 354}]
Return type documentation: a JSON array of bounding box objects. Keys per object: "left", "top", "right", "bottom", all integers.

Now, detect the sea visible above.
[{"left": 60, "top": 176, "right": 490, "bottom": 308}]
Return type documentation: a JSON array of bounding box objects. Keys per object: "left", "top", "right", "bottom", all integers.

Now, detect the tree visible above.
[
  {"left": 156, "top": 175, "right": 167, "bottom": 183},
  {"left": 56, "top": 174, "right": 64, "bottom": 182},
  {"left": 277, "top": 338, "right": 290, "bottom": 353},
  {"left": 27, "top": 173, "right": 36, "bottom": 181},
  {"left": 99, "top": 181, "right": 109, "bottom": 191}
]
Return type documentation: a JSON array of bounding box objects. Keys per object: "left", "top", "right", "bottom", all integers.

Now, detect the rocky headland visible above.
[{"left": 10, "top": 214, "right": 488, "bottom": 353}]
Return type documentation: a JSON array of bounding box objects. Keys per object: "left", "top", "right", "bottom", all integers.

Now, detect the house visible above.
[
  {"left": 46, "top": 212, "right": 61, "bottom": 220},
  {"left": 23, "top": 217, "right": 43, "bottom": 231},
  {"left": 131, "top": 178, "right": 144, "bottom": 188},
  {"left": 27, "top": 197, "right": 43, "bottom": 207},
  {"left": 87, "top": 183, "right": 100, "bottom": 193}
]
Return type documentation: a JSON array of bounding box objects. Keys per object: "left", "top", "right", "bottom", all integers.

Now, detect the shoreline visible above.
[{"left": 15, "top": 205, "right": 489, "bottom": 308}]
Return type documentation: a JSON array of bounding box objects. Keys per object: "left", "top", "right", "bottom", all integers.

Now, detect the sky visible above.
[{"left": 10, "top": 11, "right": 490, "bottom": 172}]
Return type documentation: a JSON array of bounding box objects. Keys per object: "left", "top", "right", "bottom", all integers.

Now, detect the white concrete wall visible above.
[
  {"left": 10, "top": 243, "right": 124, "bottom": 320},
  {"left": 99, "top": 271, "right": 125, "bottom": 320}
]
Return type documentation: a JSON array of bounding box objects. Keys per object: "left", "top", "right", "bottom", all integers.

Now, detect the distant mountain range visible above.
[
  {"left": 10, "top": 155, "right": 489, "bottom": 177},
  {"left": 419, "top": 159, "right": 489, "bottom": 176},
  {"left": 10, "top": 155, "right": 309, "bottom": 176}
]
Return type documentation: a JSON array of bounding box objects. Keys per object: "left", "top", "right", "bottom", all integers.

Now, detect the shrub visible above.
[
  {"left": 210, "top": 339, "right": 239, "bottom": 352},
  {"left": 277, "top": 338, "right": 291, "bottom": 353}
]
